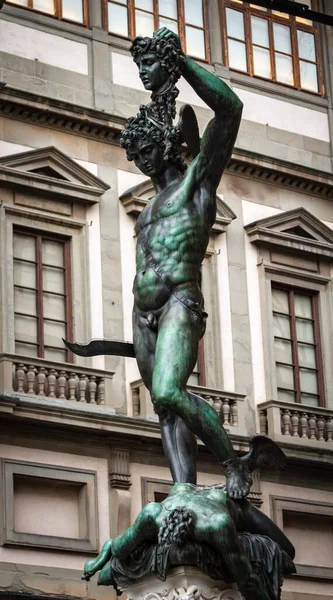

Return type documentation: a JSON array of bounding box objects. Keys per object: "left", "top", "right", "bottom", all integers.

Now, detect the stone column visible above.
[{"left": 126, "top": 567, "right": 242, "bottom": 600}]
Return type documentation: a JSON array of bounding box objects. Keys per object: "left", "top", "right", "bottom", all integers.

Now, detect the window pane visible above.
[
  {"left": 300, "top": 60, "right": 318, "bottom": 92},
  {"left": 300, "top": 393, "right": 318, "bottom": 407},
  {"left": 43, "top": 266, "right": 65, "bottom": 294},
  {"left": 274, "top": 339, "right": 292, "bottom": 364},
  {"left": 272, "top": 289, "right": 289, "bottom": 314},
  {"left": 159, "top": 0, "right": 177, "bottom": 19},
  {"left": 159, "top": 17, "right": 178, "bottom": 33},
  {"left": 277, "top": 365, "right": 294, "bottom": 390},
  {"left": 43, "top": 293, "right": 66, "bottom": 320},
  {"left": 15, "top": 342, "right": 38, "bottom": 358},
  {"left": 250, "top": 4, "right": 267, "bottom": 10},
  {"left": 296, "top": 0, "right": 312, "bottom": 25},
  {"left": 42, "top": 239, "right": 64, "bottom": 267},
  {"left": 298, "top": 343, "right": 316, "bottom": 368},
  {"left": 296, "top": 318, "right": 314, "bottom": 343},
  {"left": 251, "top": 16, "right": 269, "bottom": 48},
  {"left": 108, "top": 3, "right": 129, "bottom": 36},
  {"left": 14, "top": 261, "right": 36, "bottom": 288},
  {"left": 226, "top": 8, "right": 245, "bottom": 41},
  {"left": 44, "top": 319, "right": 66, "bottom": 347},
  {"left": 185, "top": 26, "right": 205, "bottom": 59},
  {"left": 272, "top": 11, "right": 289, "bottom": 18},
  {"left": 275, "top": 53, "right": 294, "bottom": 85},
  {"left": 273, "top": 23, "right": 291, "bottom": 54},
  {"left": 135, "top": 0, "right": 153, "bottom": 11},
  {"left": 14, "top": 234, "right": 36, "bottom": 261},
  {"left": 135, "top": 9, "right": 154, "bottom": 36},
  {"left": 15, "top": 288, "right": 37, "bottom": 316},
  {"left": 15, "top": 315, "right": 38, "bottom": 344},
  {"left": 273, "top": 314, "right": 291, "bottom": 339},
  {"left": 45, "top": 348, "right": 67, "bottom": 362},
  {"left": 111, "top": 0, "right": 127, "bottom": 4},
  {"left": 228, "top": 39, "right": 247, "bottom": 71},
  {"left": 62, "top": 0, "right": 83, "bottom": 22},
  {"left": 33, "top": 0, "right": 55, "bottom": 13},
  {"left": 294, "top": 294, "right": 312, "bottom": 318},
  {"left": 253, "top": 46, "right": 271, "bottom": 78},
  {"left": 8, "top": 0, "right": 28, "bottom": 5},
  {"left": 297, "top": 30, "right": 316, "bottom": 62},
  {"left": 184, "top": 0, "right": 203, "bottom": 27},
  {"left": 278, "top": 390, "right": 295, "bottom": 403},
  {"left": 300, "top": 369, "right": 318, "bottom": 394}
]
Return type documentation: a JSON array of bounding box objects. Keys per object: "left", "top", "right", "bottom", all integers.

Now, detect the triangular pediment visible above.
[
  {"left": 245, "top": 207, "right": 333, "bottom": 260},
  {"left": 0, "top": 146, "right": 109, "bottom": 190},
  {"left": 119, "top": 181, "right": 236, "bottom": 234}
]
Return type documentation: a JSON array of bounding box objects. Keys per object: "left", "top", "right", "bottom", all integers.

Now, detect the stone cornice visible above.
[{"left": 1, "top": 84, "right": 333, "bottom": 199}]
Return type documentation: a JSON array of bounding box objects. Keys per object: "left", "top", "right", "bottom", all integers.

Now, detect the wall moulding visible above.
[{"left": 1, "top": 84, "right": 333, "bottom": 199}]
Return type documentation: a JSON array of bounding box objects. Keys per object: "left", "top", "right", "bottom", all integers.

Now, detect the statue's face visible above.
[
  {"left": 136, "top": 53, "right": 169, "bottom": 91},
  {"left": 128, "top": 137, "right": 166, "bottom": 177}
]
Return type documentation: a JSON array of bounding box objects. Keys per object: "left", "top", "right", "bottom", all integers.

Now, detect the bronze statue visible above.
[{"left": 65, "top": 27, "right": 297, "bottom": 600}]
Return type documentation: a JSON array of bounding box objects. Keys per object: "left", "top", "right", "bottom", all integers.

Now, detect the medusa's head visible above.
[
  {"left": 120, "top": 106, "right": 186, "bottom": 177},
  {"left": 130, "top": 34, "right": 184, "bottom": 93}
]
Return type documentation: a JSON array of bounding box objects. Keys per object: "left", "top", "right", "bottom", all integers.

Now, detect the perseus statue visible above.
[
  {"left": 66, "top": 28, "right": 284, "bottom": 498},
  {"left": 120, "top": 27, "right": 252, "bottom": 497}
]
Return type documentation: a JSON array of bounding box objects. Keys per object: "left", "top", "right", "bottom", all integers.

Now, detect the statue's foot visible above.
[
  {"left": 81, "top": 539, "right": 113, "bottom": 581},
  {"left": 222, "top": 458, "right": 253, "bottom": 499}
]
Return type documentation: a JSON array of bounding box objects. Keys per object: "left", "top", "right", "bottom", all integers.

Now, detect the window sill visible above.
[{"left": 214, "top": 63, "right": 328, "bottom": 110}]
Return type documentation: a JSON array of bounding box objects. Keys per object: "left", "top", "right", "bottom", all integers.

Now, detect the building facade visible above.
[{"left": 0, "top": 1, "right": 332, "bottom": 599}]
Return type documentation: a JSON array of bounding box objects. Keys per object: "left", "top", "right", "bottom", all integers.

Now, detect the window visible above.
[
  {"left": 105, "top": 0, "right": 209, "bottom": 61},
  {"left": 13, "top": 229, "right": 72, "bottom": 363},
  {"left": 222, "top": 0, "right": 322, "bottom": 93},
  {"left": 272, "top": 286, "right": 324, "bottom": 407},
  {"left": 7, "top": 0, "right": 88, "bottom": 24}
]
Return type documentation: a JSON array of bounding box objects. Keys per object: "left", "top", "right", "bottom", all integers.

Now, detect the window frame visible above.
[
  {"left": 103, "top": 0, "right": 210, "bottom": 63},
  {"left": 220, "top": 0, "right": 324, "bottom": 95},
  {"left": 6, "top": 0, "right": 89, "bottom": 27},
  {"left": 13, "top": 226, "right": 73, "bottom": 364},
  {"left": 272, "top": 283, "right": 325, "bottom": 407}
]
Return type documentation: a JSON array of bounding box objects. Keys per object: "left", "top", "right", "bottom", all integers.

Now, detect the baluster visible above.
[
  {"left": 37, "top": 367, "right": 47, "bottom": 396},
  {"left": 213, "top": 396, "right": 222, "bottom": 416},
  {"left": 230, "top": 401, "right": 238, "bottom": 427},
  {"left": 291, "top": 411, "right": 299, "bottom": 437},
  {"left": 281, "top": 409, "right": 291, "bottom": 436},
  {"left": 326, "top": 417, "right": 333, "bottom": 442},
  {"left": 222, "top": 398, "right": 230, "bottom": 426},
  {"left": 27, "top": 365, "right": 36, "bottom": 394},
  {"left": 58, "top": 370, "right": 67, "bottom": 400},
  {"left": 16, "top": 363, "right": 26, "bottom": 393},
  {"left": 78, "top": 374, "right": 87, "bottom": 402},
  {"left": 47, "top": 369, "right": 57, "bottom": 398},
  {"left": 205, "top": 395, "right": 213, "bottom": 406},
  {"left": 97, "top": 378, "right": 105, "bottom": 405},
  {"left": 88, "top": 375, "right": 97, "bottom": 404},
  {"left": 317, "top": 415, "right": 325, "bottom": 441},
  {"left": 68, "top": 373, "right": 77, "bottom": 401},
  {"left": 308, "top": 414, "right": 317, "bottom": 440},
  {"left": 259, "top": 409, "right": 267, "bottom": 435},
  {"left": 132, "top": 387, "right": 140, "bottom": 417},
  {"left": 300, "top": 412, "right": 308, "bottom": 438}
]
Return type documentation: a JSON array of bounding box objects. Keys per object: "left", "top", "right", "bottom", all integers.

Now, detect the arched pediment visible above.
[
  {"left": 0, "top": 146, "right": 110, "bottom": 204},
  {"left": 245, "top": 207, "right": 333, "bottom": 260},
  {"left": 119, "top": 180, "right": 236, "bottom": 234}
]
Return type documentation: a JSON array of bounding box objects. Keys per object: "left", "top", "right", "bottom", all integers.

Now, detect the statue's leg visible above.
[
  {"left": 207, "top": 514, "right": 271, "bottom": 600},
  {"left": 152, "top": 299, "right": 252, "bottom": 497},
  {"left": 239, "top": 499, "right": 295, "bottom": 559},
  {"left": 112, "top": 502, "right": 162, "bottom": 559},
  {"left": 133, "top": 306, "right": 197, "bottom": 484}
]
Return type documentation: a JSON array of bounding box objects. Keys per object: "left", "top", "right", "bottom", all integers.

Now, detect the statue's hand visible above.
[{"left": 153, "top": 27, "right": 183, "bottom": 54}]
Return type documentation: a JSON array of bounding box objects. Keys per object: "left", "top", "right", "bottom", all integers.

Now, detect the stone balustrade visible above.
[
  {"left": 131, "top": 379, "right": 244, "bottom": 427},
  {"left": 0, "top": 353, "right": 114, "bottom": 405},
  {"left": 258, "top": 400, "right": 333, "bottom": 443}
]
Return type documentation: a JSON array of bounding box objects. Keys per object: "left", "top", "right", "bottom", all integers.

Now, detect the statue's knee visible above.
[{"left": 142, "top": 502, "right": 162, "bottom": 523}]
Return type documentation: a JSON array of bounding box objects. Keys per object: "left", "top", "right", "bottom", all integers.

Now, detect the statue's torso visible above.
[{"left": 134, "top": 176, "right": 215, "bottom": 311}]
